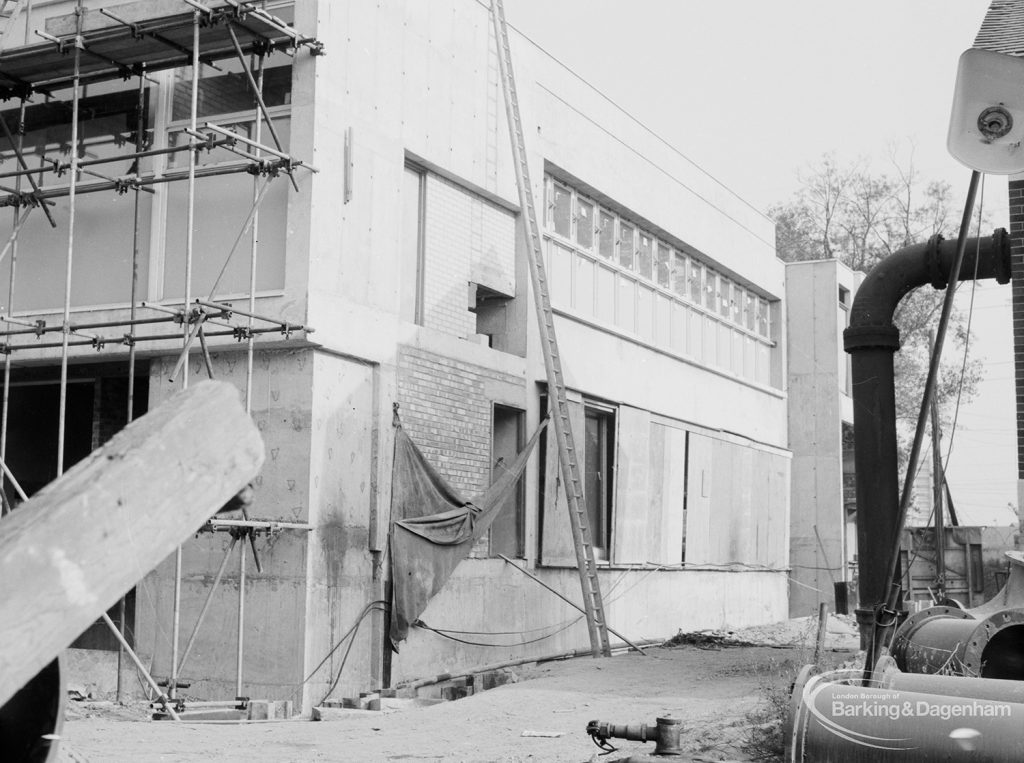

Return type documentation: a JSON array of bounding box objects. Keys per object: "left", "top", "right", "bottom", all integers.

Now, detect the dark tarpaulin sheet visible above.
[{"left": 389, "top": 419, "right": 545, "bottom": 649}]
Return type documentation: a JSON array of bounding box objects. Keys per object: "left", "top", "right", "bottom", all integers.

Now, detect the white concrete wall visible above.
[
  {"left": 4, "top": 0, "right": 793, "bottom": 700},
  {"left": 137, "top": 348, "right": 314, "bottom": 702},
  {"left": 786, "top": 260, "right": 846, "bottom": 617},
  {"left": 306, "top": 0, "right": 791, "bottom": 687},
  {"left": 391, "top": 562, "right": 787, "bottom": 684}
]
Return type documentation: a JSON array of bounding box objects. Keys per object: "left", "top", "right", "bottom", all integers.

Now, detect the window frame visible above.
[
  {"left": 542, "top": 174, "right": 777, "bottom": 384},
  {"left": 155, "top": 57, "right": 294, "bottom": 302},
  {"left": 401, "top": 161, "right": 427, "bottom": 325},
  {"left": 582, "top": 400, "right": 616, "bottom": 559}
]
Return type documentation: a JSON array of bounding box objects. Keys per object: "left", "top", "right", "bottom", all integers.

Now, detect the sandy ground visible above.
[{"left": 57, "top": 622, "right": 860, "bottom": 763}]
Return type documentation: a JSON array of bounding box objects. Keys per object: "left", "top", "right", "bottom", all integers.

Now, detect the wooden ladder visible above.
[
  {"left": 489, "top": 0, "right": 611, "bottom": 658},
  {"left": 0, "top": 0, "right": 26, "bottom": 48}
]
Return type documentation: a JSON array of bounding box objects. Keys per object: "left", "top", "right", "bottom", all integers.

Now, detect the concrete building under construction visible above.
[{"left": 0, "top": 0, "right": 792, "bottom": 711}]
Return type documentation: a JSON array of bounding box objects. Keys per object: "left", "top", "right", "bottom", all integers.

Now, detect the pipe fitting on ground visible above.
[
  {"left": 891, "top": 552, "right": 1024, "bottom": 677},
  {"left": 787, "top": 664, "right": 1024, "bottom": 761},
  {"left": 586, "top": 716, "right": 682, "bottom": 757},
  {"left": 892, "top": 606, "right": 1024, "bottom": 679}
]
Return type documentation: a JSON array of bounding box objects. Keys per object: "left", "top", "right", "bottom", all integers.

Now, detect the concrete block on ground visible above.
[
  {"left": 366, "top": 696, "right": 446, "bottom": 711},
  {"left": 440, "top": 685, "right": 472, "bottom": 701},
  {"left": 248, "top": 700, "right": 293, "bottom": 720},
  {"left": 477, "top": 668, "right": 518, "bottom": 691},
  {"left": 312, "top": 706, "right": 377, "bottom": 721},
  {"left": 356, "top": 692, "right": 379, "bottom": 710}
]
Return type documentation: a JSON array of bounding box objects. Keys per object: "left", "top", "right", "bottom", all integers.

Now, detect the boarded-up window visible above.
[
  {"left": 684, "top": 432, "right": 789, "bottom": 568},
  {"left": 611, "top": 409, "right": 686, "bottom": 565}
]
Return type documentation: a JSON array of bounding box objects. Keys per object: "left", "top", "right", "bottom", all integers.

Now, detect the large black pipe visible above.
[{"left": 843, "top": 230, "right": 1010, "bottom": 642}]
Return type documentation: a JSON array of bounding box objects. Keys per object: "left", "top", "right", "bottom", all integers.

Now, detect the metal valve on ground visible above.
[{"left": 585, "top": 716, "right": 682, "bottom": 759}]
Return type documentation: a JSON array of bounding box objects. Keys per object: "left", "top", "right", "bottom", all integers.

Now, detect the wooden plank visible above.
[
  {"left": 683, "top": 432, "right": 713, "bottom": 564},
  {"left": 610, "top": 406, "right": 649, "bottom": 565},
  {"left": 658, "top": 426, "right": 687, "bottom": 564},
  {"left": 0, "top": 380, "right": 264, "bottom": 708}
]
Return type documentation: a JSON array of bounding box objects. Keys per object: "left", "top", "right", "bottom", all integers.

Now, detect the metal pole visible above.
[
  {"left": 226, "top": 23, "right": 298, "bottom": 192},
  {"left": 117, "top": 69, "right": 147, "bottom": 705},
  {"left": 204, "top": 178, "right": 271, "bottom": 302},
  {"left": 0, "top": 99, "right": 26, "bottom": 502},
  {"left": 170, "top": 10, "right": 202, "bottom": 703},
  {"left": 100, "top": 614, "right": 180, "bottom": 721},
  {"left": 245, "top": 52, "right": 263, "bottom": 417},
  {"left": 56, "top": 3, "right": 84, "bottom": 478},
  {"left": 236, "top": 531, "right": 246, "bottom": 697},
  {"left": 929, "top": 331, "right": 946, "bottom": 601},
  {"left": 0, "top": 455, "right": 28, "bottom": 502},
  {"left": 176, "top": 536, "right": 238, "bottom": 675}
]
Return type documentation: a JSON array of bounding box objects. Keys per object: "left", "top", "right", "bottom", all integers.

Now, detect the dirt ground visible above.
[{"left": 57, "top": 633, "right": 858, "bottom": 763}]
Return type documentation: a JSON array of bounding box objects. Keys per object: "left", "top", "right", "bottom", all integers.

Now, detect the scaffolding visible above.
[{"left": 0, "top": 0, "right": 322, "bottom": 716}]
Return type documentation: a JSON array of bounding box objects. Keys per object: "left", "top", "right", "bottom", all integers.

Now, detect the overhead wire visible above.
[
  {"left": 942, "top": 174, "right": 985, "bottom": 472},
  {"left": 902, "top": 175, "right": 987, "bottom": 513}
]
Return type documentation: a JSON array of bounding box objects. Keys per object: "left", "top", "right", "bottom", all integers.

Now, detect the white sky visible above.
[{"left": 509, "top": 0, "right": 1018, "bottom": 526}]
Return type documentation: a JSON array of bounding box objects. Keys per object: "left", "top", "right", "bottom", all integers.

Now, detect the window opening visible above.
[
  {"left": 490, "top": 404, "right": 525, "bottom": 557},
  {"left": 583, "top": 404, "right": 615, "bottom": 559},
  {"left": 401, "top": 163, "right": 426, "bottom": 324}
]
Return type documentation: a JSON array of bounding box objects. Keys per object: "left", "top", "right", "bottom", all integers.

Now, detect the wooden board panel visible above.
[
  {"left": 652, "top": 423, "right": 686, "bottom": 565},
  {"left": 610, "top": 406, "right": 649, "bottom": 565},
  {"left": 688, "top": 433, "right": 790, "bottom": 567},
  {"left": 684, "top": 432, "right": 713, "bottom": 564}
]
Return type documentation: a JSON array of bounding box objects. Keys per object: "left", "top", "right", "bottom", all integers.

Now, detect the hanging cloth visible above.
[{"left": 389, "top": 416, "right": 546, "bottom": 649}]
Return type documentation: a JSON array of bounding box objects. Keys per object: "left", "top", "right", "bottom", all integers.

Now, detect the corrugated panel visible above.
[{"left": 975, "top": 0, "right": 1024, "bottom": 56}]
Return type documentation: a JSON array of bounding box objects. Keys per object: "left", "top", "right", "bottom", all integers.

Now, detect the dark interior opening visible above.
[
  {"left": 2, "top": 361, "right": 149, "bottom": 651},
  {"left": 980, "top": 624, "right": 1024, "bottom": 680}
]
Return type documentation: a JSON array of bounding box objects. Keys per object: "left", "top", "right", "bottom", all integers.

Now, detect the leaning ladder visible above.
[
  {"left": 0, "top": 0, "right": 25, "bottom": 47},
  {"left": 489, "top": 0, "right": 611, "bottom": 658}
]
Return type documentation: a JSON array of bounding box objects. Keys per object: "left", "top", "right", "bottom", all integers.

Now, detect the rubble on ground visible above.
[{"left": 668, "top": 613, "right": 860, "bottom": 651}]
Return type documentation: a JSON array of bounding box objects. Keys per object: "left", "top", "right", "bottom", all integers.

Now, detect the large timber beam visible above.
[{"left": 0, "top": 379, "right": 264, "bottom": 708}]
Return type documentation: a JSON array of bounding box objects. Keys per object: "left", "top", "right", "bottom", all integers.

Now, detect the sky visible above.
[{"left": 508, "top": 0, "right": 1018, "bottom": 526}]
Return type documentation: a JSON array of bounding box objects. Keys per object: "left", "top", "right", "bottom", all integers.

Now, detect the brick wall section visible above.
[
  {"left": 396, "top": 345, "right": 520, "bottom": 500},
  {"left": 421, "top": 174, "right": 515, "bottom": 338},
  {"left": 1011, "top": 179, "right": 1024, "bottom": 479}
]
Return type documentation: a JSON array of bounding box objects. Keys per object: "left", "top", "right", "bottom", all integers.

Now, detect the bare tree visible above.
[{"left": 770, "top": 150, "right": 984, "bottom": 461}]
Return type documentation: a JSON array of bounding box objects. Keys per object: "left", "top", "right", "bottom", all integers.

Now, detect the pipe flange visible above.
[
  {"left": 926, "top": 233, "right": 947, "bottom": 289},
  {"left": 962, "top": 608, "right": 1024, "bottom": 677},
  {"left": 891, "top": 605, "right": 973, "bottom": 667},
  {"left": 843, "top": 324, "right": 901, "bottom": 352},
  {"left": 992, "top": 227, "right": 1011, "bottom": 284}
]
